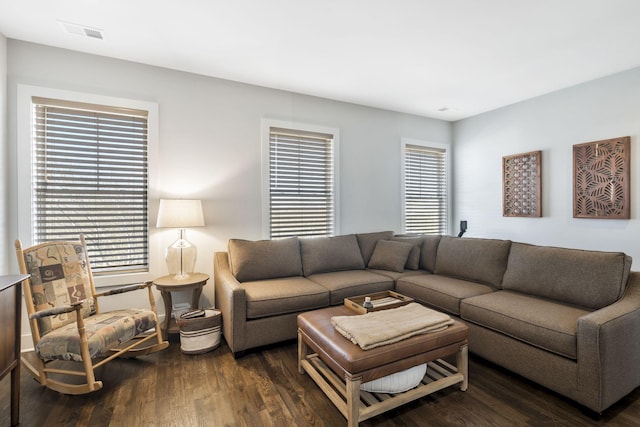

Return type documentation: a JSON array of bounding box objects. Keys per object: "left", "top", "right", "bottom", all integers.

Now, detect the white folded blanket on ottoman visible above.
[{"left": 331, "top": 303, "right": 454, "bottom": 350}]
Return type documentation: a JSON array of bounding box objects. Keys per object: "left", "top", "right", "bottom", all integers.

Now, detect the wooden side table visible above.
[
  {"left": 0, "top": 274, "right": 29, "bottom": 427},
  {"left": 153, "top": 273, "right": 209, "bottom": 340}
]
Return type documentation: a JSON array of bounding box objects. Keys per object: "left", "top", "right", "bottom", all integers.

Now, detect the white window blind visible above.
[
  {"left": 31, "top": 97, "right": 149, "bottom": 274},
  {"left": 269, "top": 126, "right": 335, "bottom": 238},
  {"left": 404, "top": 143, "right": 448, "bottom": 234}
]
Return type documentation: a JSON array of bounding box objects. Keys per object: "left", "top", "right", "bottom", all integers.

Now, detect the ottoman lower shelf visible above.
[{"left": 299, "top": 350, "right": 467, "bottom": 425}]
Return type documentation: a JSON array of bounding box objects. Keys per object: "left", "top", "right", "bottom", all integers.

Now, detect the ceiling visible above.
[{"left": 2, "top": 0, "right": 640, "bottom": 121}]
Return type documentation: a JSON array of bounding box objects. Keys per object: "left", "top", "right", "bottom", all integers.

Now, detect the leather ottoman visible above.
[{"left": 297, "top": 305, "right": 468, "bottom": 426}]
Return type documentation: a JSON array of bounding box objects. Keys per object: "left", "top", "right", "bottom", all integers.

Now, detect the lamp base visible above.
[
  {"left": 165, "top": 229, "right": 197, "bottom": 279},
  {"left": 172, "top": 272, "right": 192, "bottom": 281}
]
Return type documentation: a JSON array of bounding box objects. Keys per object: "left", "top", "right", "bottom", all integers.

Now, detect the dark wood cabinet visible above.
[{"left": 0, "top": 274, "right": 28, "bottom": 426}]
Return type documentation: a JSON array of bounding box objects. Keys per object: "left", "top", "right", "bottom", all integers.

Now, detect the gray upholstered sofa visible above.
[
  {"left": 214, "top": 232, "right": 399, "bottom": 356},
  {"left": 214, "top": 232, "right": 640, "bottom": 412}
]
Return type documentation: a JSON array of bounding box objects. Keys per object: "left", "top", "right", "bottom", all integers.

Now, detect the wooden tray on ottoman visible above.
[{"left": 344, "top": 290, "right": 414, "bottom": 314}]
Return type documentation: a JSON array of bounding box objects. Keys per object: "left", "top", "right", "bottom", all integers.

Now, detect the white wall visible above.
[
  {"left": 453, "top": 66, "right": 640, "bottom": 263},
  {"left": 0, "top": 33, "right": 7, "bottom": 273},
  {"left": 9, "top": 39, "right": 640, "bottom": 348},
  {"left": 6, "top": 40, "right": 451, "bottom": 315}
]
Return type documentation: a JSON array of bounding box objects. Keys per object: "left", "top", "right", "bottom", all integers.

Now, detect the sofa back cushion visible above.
[
  {"left": 434, "top": 236, "right": 511, "bottom": 287},
  {"left": 228, "top": 237, "right": 303, "bottom": 282},
  {"left": 502, "top": 242, "right": 632, "bottom": 309},
  {"left": 301, "top": 234, "right": 365, "bottom": 276},
  {"left": 356, "top": 231, "right": 394, "bottom": 265}
]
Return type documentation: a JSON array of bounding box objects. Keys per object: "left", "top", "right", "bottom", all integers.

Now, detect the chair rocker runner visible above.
[{"left": 15, "top": 235, "right": 169, "bottom": 395}]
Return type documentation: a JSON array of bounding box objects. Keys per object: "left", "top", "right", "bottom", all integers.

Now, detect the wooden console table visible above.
[{"left": 0, "top": 274, "right": 29, "bottom": 426}]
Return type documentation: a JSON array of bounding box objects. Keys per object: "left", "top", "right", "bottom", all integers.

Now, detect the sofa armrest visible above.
[
  {"left": 214, "top": 251, "right": 248, "bottom": 355},
  {"left": 577, "top": 271, "right": 640, "bottom": 412}
]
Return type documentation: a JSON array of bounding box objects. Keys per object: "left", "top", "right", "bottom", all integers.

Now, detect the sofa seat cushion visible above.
[
  {"left": 396, "top": 274, "right": 495, "bottom": 316},
  {"left": 243, "top": 277, "right": 329, "bottom": 319},
  {"left": 307, "top": 270, "right": 394, "bottom": 305},
  {"left": 366, "top": 269, "right": 428, "bottom": 281},
  {"left": 460, "top": 290, "right": 590, "bottom": 359}
]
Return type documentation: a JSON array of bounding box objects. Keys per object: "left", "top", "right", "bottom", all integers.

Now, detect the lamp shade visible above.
[{"left": 156, "top": 199, "right": 205, "bottom": 228}]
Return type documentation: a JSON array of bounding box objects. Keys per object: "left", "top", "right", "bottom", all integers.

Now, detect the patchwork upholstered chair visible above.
[{"left": 15, "top": 235, "right": 169, "bottom": 395}]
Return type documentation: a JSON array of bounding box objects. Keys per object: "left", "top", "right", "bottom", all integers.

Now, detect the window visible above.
[
  {"left": 262, "top": 121, "right": 339, "bottom": 239},
  {"left": 402, "top": 140, "right": 449, "bottom": 234},
  {"left": 30, "top": 97, "right": 149, "bottom": 275}
]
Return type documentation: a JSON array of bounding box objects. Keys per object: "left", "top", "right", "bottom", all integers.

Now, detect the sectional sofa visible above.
[{"left": 213, "top": 231, "right": 640, "bottom": 412}]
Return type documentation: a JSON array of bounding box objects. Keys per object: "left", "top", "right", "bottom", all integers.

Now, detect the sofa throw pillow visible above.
[
  {"left": 391, "top": 236, "right": 424, "bottom": 270},
  {"left": 228, "top": 237, "right": 303, "bottom": 282},
  {"left": 356, "top": 231, "right": 394, "bottom": 264},
  {"left": 367, "top": 240, "right": 413, "bottom": 273},
  {"left": 418, "top": 235, "right": 442, "bottom": 272},
  {"left": 300, "top": 234, "right": 365, "bottom": 276}
]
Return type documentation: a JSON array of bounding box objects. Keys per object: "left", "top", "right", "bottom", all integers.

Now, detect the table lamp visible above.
[{"left": 156, "top": 199, "right": 205, "bottom": 279}]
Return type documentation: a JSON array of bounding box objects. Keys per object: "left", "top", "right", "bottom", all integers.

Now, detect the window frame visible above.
[
  {"left": 17, "top": 85, "right": 159, "bottom": 287},
  {"left": 261, "top": 119, "right": 340, "bottom": 239},
  {"left": 400, "top": 138, "right": 452, "bottom": 235}
]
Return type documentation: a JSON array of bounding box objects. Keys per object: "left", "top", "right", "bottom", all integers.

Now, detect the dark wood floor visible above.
[{"left": 3, "top": 337, "right": 640, "bottom": 427}]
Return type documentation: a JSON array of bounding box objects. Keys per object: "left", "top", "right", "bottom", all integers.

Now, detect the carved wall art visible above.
[
  {"left": 503, "top": 150, "right": 542, "bottom": 217},
  {"left": 573, "top": 136, "right": 630, "bottom": 219}
]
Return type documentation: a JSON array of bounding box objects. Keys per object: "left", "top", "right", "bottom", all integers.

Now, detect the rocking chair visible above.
[{"left": 15, "top": 235, "right": 169, "bottom": 395}]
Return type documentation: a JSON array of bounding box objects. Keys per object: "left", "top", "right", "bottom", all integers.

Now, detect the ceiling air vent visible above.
[
  {"left": 436, "top": 106, "right": 461, "bottom": 113},
  {"left": 58, "top": 20, "right": 105, "bottom": 40}
]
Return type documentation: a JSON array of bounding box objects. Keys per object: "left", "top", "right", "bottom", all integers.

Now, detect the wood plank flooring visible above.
[{"left": 2, "top": 338, "right": 640, "bottom": 426}]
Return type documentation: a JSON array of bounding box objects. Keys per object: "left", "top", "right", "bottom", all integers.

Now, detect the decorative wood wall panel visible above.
[
  {"left": 503, "top": 150, "right": 542, "bottom": 217},
  {"left": 573, "top": 136, "right": 630, "bottom": 219}
]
